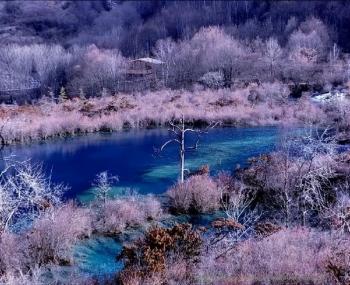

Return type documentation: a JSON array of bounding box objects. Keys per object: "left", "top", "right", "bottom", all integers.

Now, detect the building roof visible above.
[{"left": 132, "top": 57, "right": 164, "bottom": 65}]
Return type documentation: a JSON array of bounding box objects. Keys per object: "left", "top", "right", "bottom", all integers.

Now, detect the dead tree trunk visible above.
[
  {"left": 180, "top": 119, "right": 185, "bottom": 183},
  {"left": 159, "top": 115, "right": 218, "bottom": 183}
]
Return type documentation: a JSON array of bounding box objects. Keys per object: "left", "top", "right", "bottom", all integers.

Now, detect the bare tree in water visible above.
[{"left": 159, "top": 115, "right": 218, "bottom": 183}]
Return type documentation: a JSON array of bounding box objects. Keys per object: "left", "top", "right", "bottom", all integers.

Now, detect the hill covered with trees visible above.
[{"left": 0, "top": 0, "right": 350, "bottom": 102}]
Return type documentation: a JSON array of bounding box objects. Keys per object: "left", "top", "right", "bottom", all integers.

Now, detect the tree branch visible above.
[{"left": 160, "top": 139, "right": 180, "bottom": 151}]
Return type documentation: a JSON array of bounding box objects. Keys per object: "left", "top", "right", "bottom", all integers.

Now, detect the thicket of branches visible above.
[
  {"left": 2, "top": 1, "right": 350, "bottom": 54},
  {"left": 116, "top": 126, "right": 350, "bottom": 285},
  {"left": 1, "top": 127, "right": 350, "bottom": 284},
  {"left": 1, "top": 1, "right": 350, "bottom": 101}
]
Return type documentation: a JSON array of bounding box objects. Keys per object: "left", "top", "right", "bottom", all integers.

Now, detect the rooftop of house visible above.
[{"left": 131, "top": 57, "right": 164, "bottom": 65}]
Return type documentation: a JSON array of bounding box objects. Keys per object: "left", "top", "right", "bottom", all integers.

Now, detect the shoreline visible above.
[
  {"left": 0, "top": 87, "right": 327, "bottom": 147},
  {"left": 0, "top": 121, "right": 287, "bottom": 149}
]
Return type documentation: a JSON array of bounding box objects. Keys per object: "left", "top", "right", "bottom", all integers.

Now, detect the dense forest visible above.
[
  {"left": 2, "top": 1, "right": 350, "bottom": 54},
  {"left": 1, "top": 0, "right": 350, "bottom": 101}
]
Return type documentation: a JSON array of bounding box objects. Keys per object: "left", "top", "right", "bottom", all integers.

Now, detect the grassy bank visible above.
[{"left": 0, "top": 85, "right": 327, "bottom": 145}]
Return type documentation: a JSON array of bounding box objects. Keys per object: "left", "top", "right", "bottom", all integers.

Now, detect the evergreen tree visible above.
[{"left": 59, "top": 86, "right": 68, "bottom": 103}]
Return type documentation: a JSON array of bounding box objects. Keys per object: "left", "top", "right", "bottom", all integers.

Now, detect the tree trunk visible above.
[{"left": 180, "top": 117, "right": 185, "bottom": 183}]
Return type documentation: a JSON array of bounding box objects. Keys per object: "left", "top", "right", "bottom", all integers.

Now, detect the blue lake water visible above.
[
  {"left": 0, "top": 126, "right": 287, "bottom": 277},
  {"left": 1, "top": 126, "right": 283, "bottom": 202}
]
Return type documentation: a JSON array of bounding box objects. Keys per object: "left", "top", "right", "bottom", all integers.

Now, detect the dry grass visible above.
[
  {"left": 92, "top": 195, "right": 163, "bottom": 234},
  {"left": 167, "top": 174, "right": 220, "bottom": 214},
  {"left": 0, "top": 85, "right": 327, "bottom": 145},
  {"left": 197, "top": 228, "right": 349, "bottom": 285}
]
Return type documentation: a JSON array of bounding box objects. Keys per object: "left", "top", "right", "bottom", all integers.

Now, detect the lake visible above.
[
  {"left": 1, "top": 126, "right": 283, "bottom": 202},
  {"left": 0, "top": 126, "right": 286, "bottom": 277}
]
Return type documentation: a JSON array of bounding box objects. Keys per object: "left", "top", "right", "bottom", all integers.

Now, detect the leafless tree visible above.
[
  {"left": 0, "top": 159, "right": 64, "bottom": 232},
  {"left": 220, "top": 181, "right": 257, "bottom": 223},
  {"left": 271, "top": 126, "right": 337, "bottom": 226},
  {"left": 265, "top": 37, "right": 282, "bottom": 77},
  {"left": 329, "top": 43, "right": 340, "bottom": 65},
  {"left": 93, "top": 171, "right": 118, "bottom": 204},
  {"left": 159, "top": 115, "right": 218, "bottom": 183},
  {"left": 206, "top": 178, "right": 260, "bottom": 259},
  {"left": 0, "top": 118, "right": 9, "bottom": 152},
  {"left": 323, "top": 189, "right": 350, "bottom": 234},
  {"left": 153, "top": 38, "right": 177, "bottom": 86}
]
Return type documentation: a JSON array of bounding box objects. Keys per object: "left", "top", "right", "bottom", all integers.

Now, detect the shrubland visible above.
[
  {"left": 1, "top": 122, "right": 350, "bottom": 284},
  {"left": 0, "top": 85, "right": 329, "bottom": 145},
  {"left": 114, "top": 126, "right": 350, "bottom": 285},
  {"left": 1, "top": 1, "right": 350, "bottom": 284},
  {"left": 0, "top": 162, "right": 164, "bottom": 284}
]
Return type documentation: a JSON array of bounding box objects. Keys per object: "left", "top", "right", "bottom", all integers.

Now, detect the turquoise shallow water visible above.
[
  {"left": 1, "top": 126, "right": 282, "bottom": 202},
  {"left": 73, "top": 236, "right": 123, "bottom": 278},
  {"left": 0, "top": 126, "right": 288, "bottom": 277}
]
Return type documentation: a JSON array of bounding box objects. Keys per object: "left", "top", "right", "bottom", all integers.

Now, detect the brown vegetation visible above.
[{"left": 117, "top": 223, "right": 202, "bottom": 285}]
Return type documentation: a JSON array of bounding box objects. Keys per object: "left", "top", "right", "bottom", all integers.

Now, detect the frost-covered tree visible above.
[
  {"left": 0, "top": 160, "right": 63, "bottom": 232},
  {"left": 93, "top": 171, "right": 118, "bottom": 204},
  {"left": 265, "top": 37, "right": 282, "bottom": 77}
]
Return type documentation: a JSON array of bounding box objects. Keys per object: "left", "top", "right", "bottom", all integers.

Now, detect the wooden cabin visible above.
[
  {"left": 126, "top": 57, "right": 163, "bottom": 78},
  {"left": 123, "top": 57, "right": 164, "bottom": 91}
]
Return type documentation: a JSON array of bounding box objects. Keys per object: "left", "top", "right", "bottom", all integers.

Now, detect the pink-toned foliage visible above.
[
  {"left": 93, "top": 195, "right": 162, "bottom": 234},
  {"left": 197, "top": 228, "right": 347, "bottom": 285},
  {"left": 26, "top": 202, "right": 92, "bottom": 266},
  {"left": 167, "top": 174, "right": 220, "bottom": 213},
  {"left": 0, "top": 86, "right": 328, "bottom": 145},
  {"left": 0, "top": 203, "right": 92, "bottom": 282}
]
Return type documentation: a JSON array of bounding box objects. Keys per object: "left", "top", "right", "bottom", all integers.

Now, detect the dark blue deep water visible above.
[
  {"left": 1, "top": 126, "right": 282, "bottom": 202},
  {"left": 0, "top": 126, "right": 285, "bottom": 277}
]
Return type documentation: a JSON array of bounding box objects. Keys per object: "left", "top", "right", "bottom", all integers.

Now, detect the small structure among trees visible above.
[
  {"left": 123, "top": 57, "right": 164, "bottom": 91},
  {"left": 127, "top": 57, "right": 164, "bottom": 77}
]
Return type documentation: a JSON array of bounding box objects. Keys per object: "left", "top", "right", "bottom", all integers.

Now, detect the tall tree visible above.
[{"left": 159, "top": 115, "right": 218, "bottom": 183}]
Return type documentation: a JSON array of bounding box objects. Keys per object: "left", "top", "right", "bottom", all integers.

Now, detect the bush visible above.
[
  {"left": 27, "top": 203, "right": 92, "bottom": 266},
  {"left": 117, "top": 223, "right": 202, "bottom": 285},
  {"left": 93, "top": 195, "right": 162, "bottom": 234},
  {"left": 167, "top": 175, "right": 220, "bottom": 213},
  {"left": 0, "top": 232, "right": 27, "bottom": 277},
  {"left": 197, "top": 228, "right": 336, "bottom": 285},
  {"left": 0, "top": 203, "right": 91, "bottom": 282},
  {"left": 326, "top": 234, "right": 350, "bottom": 285},
  {"left": 198, "top": 71, "right": 225, "bottom": 89}
]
